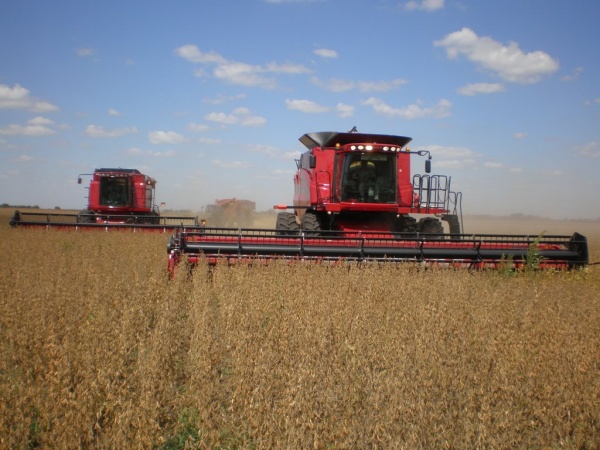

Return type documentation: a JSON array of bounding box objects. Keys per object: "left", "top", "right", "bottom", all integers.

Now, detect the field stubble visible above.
[{"left": 0, "top": 209, "right": 599, "bottom": 448}]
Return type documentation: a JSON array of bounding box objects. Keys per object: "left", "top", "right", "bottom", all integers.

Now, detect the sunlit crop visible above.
[{"left": 0, "top": 209, "right": 598, "bottom": 448}]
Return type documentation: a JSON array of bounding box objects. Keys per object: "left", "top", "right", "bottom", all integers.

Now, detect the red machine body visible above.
[
  {"left": 166, "top": 130, "right": 588, "bottom": 274},
  {"left": 274, "top": 131, "right": 461, "bottom": 235},
  {"left": 9, "top": 168, "right": 198, "bottom": 231},
  {"left": 79, "top": 168, "right": 159, "bottom": 223}
]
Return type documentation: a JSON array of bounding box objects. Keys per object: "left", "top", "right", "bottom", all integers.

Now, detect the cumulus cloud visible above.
[
  {"left": 175, "top": 44, "right": 311, "bottom": 89},
  {"left": 187, "top": 122, "right": 210, "bottom": 133},
  {"left": 434, "top": 28, "right": 559, "bottom": 83},
  {"left": 148, "top": 130, "right": 186, "bottom": 144},
  {"left": 457, "top": 82, "right": 505, "bottom": 96},
  {"left": 85, "top": 125, "right": 138, "bottom": 138},
  {"left": 362, "top": 97, "right": 452, "bottom": 119},
  {"left": 0, "top": 124, "right": 56, "bottom": 136},
  {"left": 0, "top": 116, "right": 57, "bottom": 136},
  {"left": 572, "top": 141, "right": 600, "bottom": 159},
  {"left": 561, "top": 66, "right": 583, "bottom": 82},
  {"left": 285, "top": 99, "right": 330, "bottom": 114},
  {"left": 311, "top": 77, "right": 407, "bottom": 93},
  {"left": 416, "top": 144, "right": 479, "bottom": 170},
  {"left": 285, "top": 98, "right": 354, "bottom": 118},
  {"left": 0, "top": 83, "right": 59, "bottom": 112},
  {"left": 108, "top": 108, "right": 121, "bottom": 116},
  {"left": 336, "top": 103, "right": 355, "bottom": 118},
  {"left": 513, "top": 132, "right": 528, "bottom": 139},
  {"left": 313, "top": 48, "right": 338, "bottom": 58},
  {"left": 212, "top": 159, "right": 250, "bottom": 168},
  {"left": 126, "top": 147, "right": 175, "bottom": 158},
  {"left": 76, "top": 47, "right": 95, "bottom": 57},
  {"left": 405, "top": 0, "right": 444, "bottom": 11},
  {"left": 204, "top": 108, "right": 267, "bottom": 126}
]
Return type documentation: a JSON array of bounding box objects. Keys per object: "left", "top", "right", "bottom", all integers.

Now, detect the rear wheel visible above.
[
  {"left": 275, "top": 212, "right": 300, "bottom": 235},
  {"left": 417, "top": 217, "right": 444, "bottom": 237}
]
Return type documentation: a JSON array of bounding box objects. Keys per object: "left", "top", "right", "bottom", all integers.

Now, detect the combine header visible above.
[
  {"left": 10, "top": 168, "right": 199, "bottom": 232},
  {"left": 167, "top": 130, "right": 588, "bottom": 273}
]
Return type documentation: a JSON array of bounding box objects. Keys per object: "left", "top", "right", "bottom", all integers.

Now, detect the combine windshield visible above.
[
  {"left": 338, "top": 153, "right": 397, "bottom": 203},
  {"left": 100, "top": 177, "right": 130, "bottom": 207}
]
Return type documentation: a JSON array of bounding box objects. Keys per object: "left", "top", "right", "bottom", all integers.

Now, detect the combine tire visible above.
[
  {"left": 275, "top": 212, "right": 300, "bottom": 236},
  {"left": 393, "top": 215, "right": 418, "bottom": 234},
  {"left": 301, "top": 211, "right": 321, "bottom": 236},
  {"left": 417, "top": 217, "right": 444, "bottom": 237}
]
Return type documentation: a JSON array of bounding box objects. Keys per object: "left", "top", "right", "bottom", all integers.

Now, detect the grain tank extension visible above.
[
  {"left": 167, "top": 130, "right": 588, "bottom": 272},
  {"left": 10, "top": 168, "right": 198, "bottom": 231}
]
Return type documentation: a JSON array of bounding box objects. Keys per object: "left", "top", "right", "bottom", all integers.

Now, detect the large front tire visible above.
[
  {"left": 417, "top": 217, "right": 444, "bottom": 237},
  {"left": 301, "top": 211, "right": 322, "bottom": 236},
  {"left": 275, "top": 212, "right": 300, "bottom": 236}
]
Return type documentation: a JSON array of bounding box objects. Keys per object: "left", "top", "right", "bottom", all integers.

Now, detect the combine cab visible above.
[
  {"left": 167, "top": 130, "right": 588, "bottom": 273},
  {"left": 10, "top": 168, "right": 199, "bottom": 232}
]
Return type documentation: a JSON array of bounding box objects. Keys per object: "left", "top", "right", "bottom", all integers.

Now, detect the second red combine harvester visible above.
[
  {"left": 10, "top": 168, "right": 198, "bottom": 231},
  {"left": 167, "top": 130, "right": 588, "bottom": 273}
]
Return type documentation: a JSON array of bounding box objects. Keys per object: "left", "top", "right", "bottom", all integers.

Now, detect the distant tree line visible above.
[{"left": 0, "top": 204, "right": 61, "bottom": 209}]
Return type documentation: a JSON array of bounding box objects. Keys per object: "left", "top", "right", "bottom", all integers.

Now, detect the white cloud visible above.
[
  {"left": 483, "top": 161, "right": 504, "bottom": 169},
  {"left": 187, "top": 122, "right": 210, "bottom": 133},
  {"left": 148, "top": 130, "right": 186, "bottom": 144},
  {"left": 311, "top": 77, "right": 407, "bottom": 93},
  {"left": 175, "top": 45, "right": 227, "bottom": 64},
  {"left": 513, "top": 132, "right": 528, "bottom": 139},
  {"left": 572, "top": 141, "right": 600, "bottom": 159},
  {"left": 336, "top": 103, "right": 355, "bottom": 118},
  {"left": 0, "top": 83, "right": 59, "bottom": 112},
  {"left": 362, "top": 97, "right": 452, "bottom": 119},
  {"left": 175, "top": 44, "right": 311, "bottom": 89},
  {"left": 85, "top": 125, "right": 138, "bottom": 138},
  {"left": 434, "top": 28, "right": 559, "bottom": 83},
  {"left": 76, "top": 47, "right": 94, "bottom": 57},
  {"left": 108, "top": 108, "right": 121, "bottom": 116},
  {"left": 204, "top": 108, "right": 266, "bottom": 126},
  {"left": 0, "top": 124, "right": 55, "bottom": 136},
  {"left": 405, "top": 0, "right": 444, "bottom": 11},
  {"left": 28, "top": 116, "right": 54, "bottom": 125},
  {"left": 313, "top": 48, "right": 338, "bottom": 58},
  {"left": 285, "top": 98, "right": 330, "bottom": 114},
  {"left": 212, "top": 159, "right": 250, "bottom": 168},
  {"left": 126, "top": 147, "right": 175, "bottom": 157},
  {"left": 457, "top": 82, "right": 505, "bottom": 96},
  {"left": 583, "top": 98, "right": 600, "bottom": 107},
  {"left": 561, "top": 66, "right": 584, "bottom": 82}
]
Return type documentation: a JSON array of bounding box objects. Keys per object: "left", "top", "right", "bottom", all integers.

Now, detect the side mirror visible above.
[
  {"left": 77, "top": 177, "right": 82, "bottom": 184},
  {"left": 309, "top": 154, "right": 316, "bottom": 169},
  {"left": 425, "top": 159, "right": 431, "bottom": 174}
]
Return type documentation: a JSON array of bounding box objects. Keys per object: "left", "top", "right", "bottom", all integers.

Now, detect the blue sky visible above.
[{"left": 1, "top": 0, "right": 599, "bottom": 219}]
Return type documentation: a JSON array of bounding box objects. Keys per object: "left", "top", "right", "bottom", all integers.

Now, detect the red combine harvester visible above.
[
  {"left": 10, "top": 168, "right": 199, "bottom": 232},
  {"left": 167, "top": 130, "right": 588, "bottom": 273}
]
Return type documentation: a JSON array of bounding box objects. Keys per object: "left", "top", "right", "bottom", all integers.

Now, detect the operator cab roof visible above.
[{"left": 299, "top": 132, "right": 412, "bottom": 151}]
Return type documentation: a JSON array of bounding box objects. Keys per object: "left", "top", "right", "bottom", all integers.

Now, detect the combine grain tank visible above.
[
  {"left": 10, "top": 168, "right": 199, "bottom": 232},
  {"left": 167, "top": 130, "right": 588, "bottom": 273}
]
